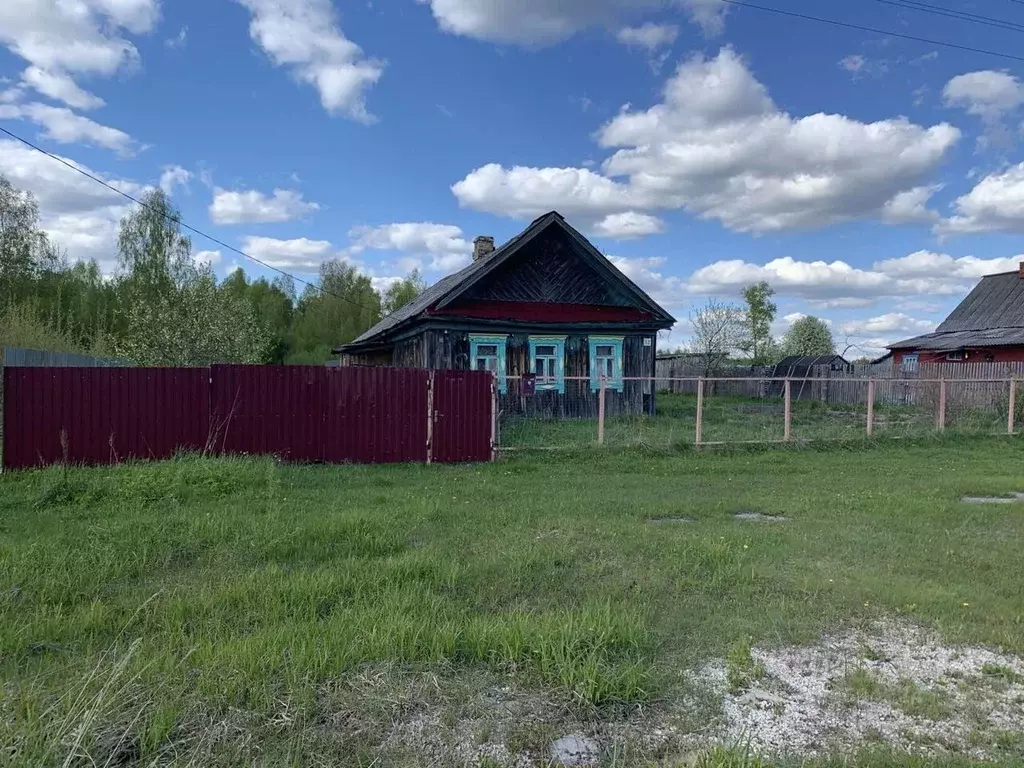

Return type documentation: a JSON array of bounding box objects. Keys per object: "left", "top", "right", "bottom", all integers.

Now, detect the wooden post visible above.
[
  {"left": 598, "top": 376, "right": 606, "bottom": 446},
  {"left": 426, "top": 371, "right": 434, "bottom": 464},
  {"left": 866, "top": 378, "right": 875, "bottom": 437},
  {"left": 490, "top": 372, "right": 498, "bottom": 461},
  {"left": 937, "top": 378, "right": 947, "bottom": 431},
  {"left": 1010, "top": 377, "right": 1017, "bottom": 435},
  {"left": 783, "top": 378, "right": 792, "bottom": 442},
  {"left": 695, "top": 377, "right": 705, "bottom": 446}
]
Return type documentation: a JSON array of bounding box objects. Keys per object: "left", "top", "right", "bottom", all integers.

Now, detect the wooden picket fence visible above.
[{"left": 811, "top": 362, "right": 1024, "bottom": 407}]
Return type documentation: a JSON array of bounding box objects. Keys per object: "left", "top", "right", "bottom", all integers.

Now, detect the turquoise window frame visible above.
[
  {"left": 528, "top": 336, "right": 566, "bottom": 393},
  {"left": 469, "top": 334, "right": 508, "bottom": 393},
  {"left": 589, "top": 336, "right": 624, "bottom": 392}
]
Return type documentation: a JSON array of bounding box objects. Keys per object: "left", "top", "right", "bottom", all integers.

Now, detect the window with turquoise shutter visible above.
[
  {"left": 589, "top": 336, "right": 624, "bottom": 391},
  {"left": 469, "top": 334, "right": 508, "bottom": 392},
  {"left": 528, "top": 336, "right": 566, "bottom": 393}
]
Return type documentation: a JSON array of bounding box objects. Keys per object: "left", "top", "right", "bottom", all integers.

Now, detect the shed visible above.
[{"left": 767, "top": 355, "right": 851, "bottom": 399}]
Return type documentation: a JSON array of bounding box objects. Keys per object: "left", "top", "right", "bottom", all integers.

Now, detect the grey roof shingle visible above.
[{"left": 889, "top": 270, "right": 1024, "bottom": 350}]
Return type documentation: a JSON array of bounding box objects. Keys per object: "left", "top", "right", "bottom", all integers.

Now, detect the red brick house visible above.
[{"left": 889, "top": 264, "right": 1024, "bottom": 367}]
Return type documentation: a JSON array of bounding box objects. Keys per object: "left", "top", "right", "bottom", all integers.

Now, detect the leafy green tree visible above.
[
  {"left": 114, "top": 191, "right": 269, "bottom": 365},
  {"left": 289, "top": 260, "right": 381, "bottom": 362},
  {"left": 739, "top": 281, "right": 777, "bottom": 364},
  {"left": 382, "top": 269, "right": 426, "bottom": 315},
  {"left": 0, "top": 176, "right": 61, "bottom": 306},
  {"left": 782, "top": 316, "right": 835, "bottom": 356}
]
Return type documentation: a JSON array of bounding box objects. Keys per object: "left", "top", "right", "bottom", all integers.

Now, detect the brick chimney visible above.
[
  {"left": 1019, "top": 261, "right": 1024, "bottom": 278},
  {"left": 473, "top": 236, "right": 495, "bottom": 262}
]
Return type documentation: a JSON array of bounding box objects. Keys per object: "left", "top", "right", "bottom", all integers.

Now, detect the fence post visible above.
[
  {"left": 491, "top": 372, "right": 498, "bottom": 461},
  {"left": 1010, "top": 377, "right": 1017, "bottom": 435},
  {"left": 426, "top": 370, "right": 435, "bottom": 464},
  {"left": 867, "top": 378, "right": 875, "bottom": 437},
  {"left": 598, "top": 376, "right": 606, "bottom": 446},
  {"left": 937, "top": 378, "right": 947, "bottom": 431},
  {"left": 784, "top": 378, "right": 792, "bottom": 442},
  {"left": 695, "top": 377, "right": 705, "bottom": 446}
]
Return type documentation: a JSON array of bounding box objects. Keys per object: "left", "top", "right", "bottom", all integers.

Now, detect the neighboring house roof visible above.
[
  {"left": 889, "top": 270, "right": 1024, "bottom": 351},
  {"left": 336, "top": 211, "right": 676, "bottom": 353}
]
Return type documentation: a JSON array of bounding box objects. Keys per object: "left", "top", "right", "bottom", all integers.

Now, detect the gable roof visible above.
[
  {"left": 890, "top": 270, "right": 1024, "bottom": 351},
  {"left": 336, "top": 212, "right": 675, "bottom": 352}
]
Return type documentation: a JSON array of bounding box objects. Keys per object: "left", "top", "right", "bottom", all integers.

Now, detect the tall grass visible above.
[{"left": 4, "top": 442, "right": 1024, "bottom": 764}]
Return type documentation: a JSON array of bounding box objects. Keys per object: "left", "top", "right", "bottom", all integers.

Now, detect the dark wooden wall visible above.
[
  {"left": 342, "top": 328, "right": 657, "bottom": 416},
  {"left": 462, "top": 230, "right": 633, "bottom": 307},
  {"left": 422, "top": 329, "right": 655, "bottom": 416}
]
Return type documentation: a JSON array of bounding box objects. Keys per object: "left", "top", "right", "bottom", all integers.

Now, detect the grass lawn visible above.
[
  {"left": 500, "top": 393, "right": 1011, "bottom": 450},
  {"left": 2, "top": 440, "right": 1024, "bottom": 766}
]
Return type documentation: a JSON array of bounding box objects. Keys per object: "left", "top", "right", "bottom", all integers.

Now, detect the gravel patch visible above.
[
  {"left": 961, "top": 493, "right": 1024, "bottom": 504},
  {"left": 700, "top": 622, "right": 1024, "bottom": 759},
  {"left": 734, "top": 512, "right": 786, "bottom": 522}
]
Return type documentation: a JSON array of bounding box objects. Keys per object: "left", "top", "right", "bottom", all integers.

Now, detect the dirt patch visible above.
[
  {"left": 961, "top": 493, "right": 1024, "bottom": 504},
  {"left": 648, "top": 516, "right": 695, "bottom": 524},
  {"left": 698, "top": 621, "right": 1024, "bottom": 759},
  {"left": 734, "top": 512, "right": 786, "bottom": 522}
]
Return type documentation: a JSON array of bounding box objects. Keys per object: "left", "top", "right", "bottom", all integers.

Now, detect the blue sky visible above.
[{"left": 3, "top": 0, "right": 1024, "bottom": 357}]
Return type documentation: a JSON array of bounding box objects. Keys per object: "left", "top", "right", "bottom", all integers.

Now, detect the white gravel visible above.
[{"left": 701, "top": 621, "right": 1024, "bottom": 758}]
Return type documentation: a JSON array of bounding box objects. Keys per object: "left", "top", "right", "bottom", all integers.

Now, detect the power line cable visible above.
[
  {"left": 718, "top": 0, "right": 1024, "bottom": 63},
  {"left": 872, "top": 0, "right": 1024, "bottom": 33},
  {"left": 0, "top": 124, "right": 378, "bottom": 311}
]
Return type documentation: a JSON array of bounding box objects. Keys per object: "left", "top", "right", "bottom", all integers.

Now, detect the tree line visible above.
[
  {"left": 686, "top": 282, "right": 842, "bottom": 374},
  {"left": 0, "top": 176, "right": 424, "bottom": 365}
]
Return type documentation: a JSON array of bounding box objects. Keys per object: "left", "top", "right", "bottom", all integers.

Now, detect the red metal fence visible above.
[{"left": 2, "top": 365, "right": 494, "bottom": 470}]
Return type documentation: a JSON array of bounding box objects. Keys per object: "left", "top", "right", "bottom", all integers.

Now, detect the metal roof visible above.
[
  {"left": 337, "top": 211, "right": 675, "bottom": 352},
  {"left": 889, "top": 270, "right": 1024, "bottom": 350}
]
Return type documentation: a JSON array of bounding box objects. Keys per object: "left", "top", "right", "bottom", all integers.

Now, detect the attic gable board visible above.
[{"left": 455, "top": 227, "right": 634, "bottom": 308}]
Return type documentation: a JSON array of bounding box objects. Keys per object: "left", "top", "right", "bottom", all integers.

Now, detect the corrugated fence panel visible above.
[
  {"left": 4, "top": 365, "right": 491, "bottom": 470},
  {"left": 433, "top": 370, "right": 494, "bottom": 463},
  {"left": 2, "top": 367, "right": 208, "bottom": 470},
  {"left": 210, "top": 365, "right": 434, "bottom": 464}
]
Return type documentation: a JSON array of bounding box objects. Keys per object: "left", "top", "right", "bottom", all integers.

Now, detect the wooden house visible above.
[
  {"left": 334, "top": 211, "right": 676, "bottom": 415},
  {"left": 889, "top": 264, "right": 1024, "bottom": 367}
]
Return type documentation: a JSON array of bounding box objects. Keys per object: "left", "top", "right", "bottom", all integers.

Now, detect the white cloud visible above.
[
  {"left": 418, "top": 0, "right": 726, "bottom": 44},
  {"left": 240, "top": 236, "right": 336, "bottom": 271},
  {"left": 617, "top": 23, "right": 679, "bottom": 51},
  {"left": 873, "top": 250, "right": 1020, "bottom": 279},
  {"left": 943, "top": 70, "right": 1024, "bottom": 148},
  {"left": 453, "top": 48, "right": 960, "bottom": 234},
  {"left": 684, "top": 251, "right": 1019, "bottom": 307},
  {"left": 593, "top": 211, "right": 665, "bottom": 239},
  {"left": 0, "top": 0, "right": 158, "bottom": 110},
  {"left": 838, "top": 55, "right": 865, "bottom": 74},
  {"left": 937, "top": 164, "right": 1024, "bottom": 234},
  {"left": 0, "top": 102, "right": 136, "bottom": 155},
  {"left": 209, "top": 188, "right": 321, "bottom": 225},
  {"left": 881, "top": 185, "right": 941, "bottom": 224},
  {"left": 0, "top": 138, "right": 145, "bottom": 268},
  {"left": 194, "top": 249, "right": 222, "bottom": 267},
  {"left": 235, "top": 0, "right": 384, "bottom": 123},
  {"left": 348, "top": 222, "right": 473, "bottom": 271},
  {"left": 838, "top": 313, "right": 935, "bottom": 336},
  {"left": 159, "top": 166, "right": 191, "bottom": 196},
  {"left": 165, "top": 27, "right": 188, "bottom": 50},
  {"left": 943, "top": 70, "right": 1024, "bottom": 122},
  {"left": 21, "top": 66, "right": 104, "bottom": 110}
]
